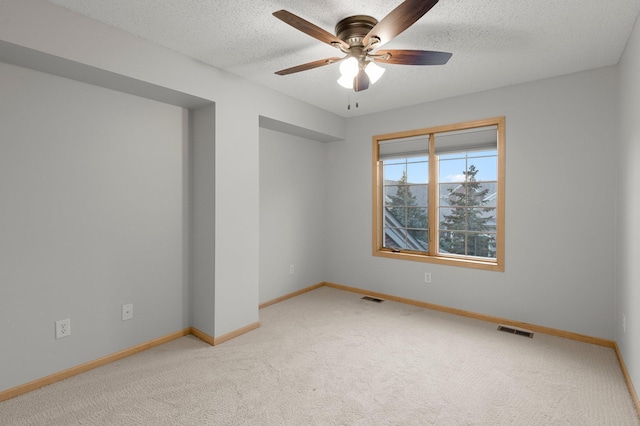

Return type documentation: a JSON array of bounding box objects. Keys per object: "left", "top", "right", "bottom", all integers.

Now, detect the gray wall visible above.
[
  {"left": 324, "top": 66, "right": 619, "bottom": 340},
  {"left": 190, "top": 104, "right": 216, "bottom": 335},
  {"left": 618, "top": 11, "right": 640, "bottom": 401},
  {"left": 0, "top": 0, "right": 344, "bottom": 393},
  {"left": 259, "top": 128, "right": 327, "bottom": 303},
  {"left": 0, "top": 62, "right": 187, "bottom": 390}
]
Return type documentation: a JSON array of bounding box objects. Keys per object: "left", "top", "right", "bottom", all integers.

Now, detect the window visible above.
[{"left": 372, "top": 117, "right": 505, "bottom": 271}]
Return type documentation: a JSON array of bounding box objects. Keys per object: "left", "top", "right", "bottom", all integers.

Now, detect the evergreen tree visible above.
[
  {"left": 387, "top": 171, "right": 428, "bottom": 248},
  {"left": 440, "top": 164, "right": 495, "bottom": 257}
]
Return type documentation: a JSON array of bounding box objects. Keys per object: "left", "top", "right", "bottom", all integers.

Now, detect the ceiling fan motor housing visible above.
[{"left": 335, "top": 15, "right": 378, "bottom": 47}]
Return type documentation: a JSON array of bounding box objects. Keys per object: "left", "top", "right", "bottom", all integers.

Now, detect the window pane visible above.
[
  {"left": 406, "top": 207, "right": 428, "bottom": 229},
  {"left": 439, "top": 183, "right": 467, "bottom": 207},
  {"left": 382, "top": 156, "right": 429, "bottom": 253},
  {"left": 439, "top": 183, "right": 467, "bottom": 206},
  {"left": 408, "top": 229, "right": 429, "bottom": 251},
  {"left": 408, "top": 184, "right": 428, "bottom": 207},
  {"left": 468, "top": 155, "right": 497, "bottom": 181},
  {"left": 386, "top": 184, "right": 424, "bottom": 207},
  {"left": 466, "top": 233, "right": 496, "bottom": 258},
  {"left": 469, "top": 182, "right": 497, "bottom": 207},
  {"left": 384, "top": 227, "right": 406, "bottom": 250},
  {"left": 386, "top": 206, "right": 407, "bottom": 226},
  {"left": 439, "top": 158, "right": 467, "bottom": 183},
  {"left": 439, "top": 231, "right": 466, "bottom": 255},
  {"left": 467, "top": 208, "right": 496, "bottom": 231},
  {"left": 439, "top": 207, "right": 466, "bottom": 230},
  {"left": 465, "top": 183, "right": 487, "bottom": 205},
  {"left": 384, "top": 185, "right": 403, "bottom": 206},
  {"left": 407, "top": 161, "right": 428, "bottom": 184},
  {"left": 384, "top": 163, "right": 406, "bottom": 182}
]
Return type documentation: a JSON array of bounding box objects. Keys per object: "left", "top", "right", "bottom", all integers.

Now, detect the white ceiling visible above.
[{"left": 45, "top": 0, "right": 640, "bottom": 118}]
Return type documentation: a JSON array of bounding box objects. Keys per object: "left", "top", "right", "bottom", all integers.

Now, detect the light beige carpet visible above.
[{"left": 1, "top": 286, "right": 638, "bottom": 425}]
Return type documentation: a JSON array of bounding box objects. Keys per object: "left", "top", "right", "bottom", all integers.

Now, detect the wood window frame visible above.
[{"left": 372, "top": 116, "right": 505, "bottom": 271}]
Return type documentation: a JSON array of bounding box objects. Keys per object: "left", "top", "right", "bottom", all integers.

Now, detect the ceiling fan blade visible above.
[
  {"left": 373, "top": 49, "right": 452, "bottom": 65},
  {"left": 354, "top": 69, "right": 370, "bottom": 92},
  {"left": 273, "top": 10, "right": 349, "bottom": 50},
  {"left": 275, "top": 57, "right": 343, "bottom": 75},
  {"left": 363, "top": 0, "right": 439, "bottom": 48}
]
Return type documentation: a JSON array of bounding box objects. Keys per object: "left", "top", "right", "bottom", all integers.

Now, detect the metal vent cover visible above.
[{"left": 497, "top": 325, "right": 534, "bottom": 338}]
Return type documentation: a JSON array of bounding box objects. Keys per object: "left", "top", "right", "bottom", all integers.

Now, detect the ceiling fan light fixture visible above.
[
  {"left": 338, "top": 75, "right": 353, "bottom": 89},
  {"left": 365, "top": 62, "right": 385, "bottom": 84},
  {"left": 338, "top": 57, "right": 359, "bottom": 89},
  {"left": 339, "top": 57, "right": 359, "bottom": 79},
  {"left": 338, "top": 59, "right": 385, "bottom": 89},
  {"left": 337, "top": 74, "right": 355, "bottom": 89}
]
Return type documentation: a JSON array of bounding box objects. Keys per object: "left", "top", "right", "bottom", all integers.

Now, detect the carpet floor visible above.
[{"left": 1, "top": 286, "right": 638, "bottom": 425}]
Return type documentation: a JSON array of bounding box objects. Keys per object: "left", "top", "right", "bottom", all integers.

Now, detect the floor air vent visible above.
[
  {"left": 497, "top": 325, "right": 534, "bottom": 338},
  {"left": 361, "top": 296, "right": 385, "bottom": 303}
]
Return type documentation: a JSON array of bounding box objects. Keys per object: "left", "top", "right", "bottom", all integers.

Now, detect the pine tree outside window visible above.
[{"left": 372, "top": 117, "right": 505, "bottom": 271}]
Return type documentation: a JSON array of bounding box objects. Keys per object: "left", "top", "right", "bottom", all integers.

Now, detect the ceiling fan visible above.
[{"left": 273, "top": 0, "right": 452, "bottom": 92}]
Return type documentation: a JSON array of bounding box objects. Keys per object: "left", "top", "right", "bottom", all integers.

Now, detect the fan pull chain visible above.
[{"left": 347, "top": 93, "right": 360, "bottom": 110}]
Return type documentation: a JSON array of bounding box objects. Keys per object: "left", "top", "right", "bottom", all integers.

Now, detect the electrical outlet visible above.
[
  {"left": 289, "top": 264, "right": 295, "bottom": 275},
  {"left": 122, "top": 303, "right": 134, "bottom": 321},
  {"left": 424, "top": 272, "right": 432, "bottom": 283},
  {"left": 55, "top": 318, "right": 71, "bottom": 339}
]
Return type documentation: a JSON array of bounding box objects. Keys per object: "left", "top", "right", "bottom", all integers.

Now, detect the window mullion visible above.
[
  {"left": 373, "top": 158, "right": 384, "bottom": 252},
  {"left": 428, "top": 133, "right": 438, "bottom": 256}
]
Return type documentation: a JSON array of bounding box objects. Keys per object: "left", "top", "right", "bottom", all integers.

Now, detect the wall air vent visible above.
[
  {"left": 497, "top": 325, "right": 534, "bottom": 338},
  {"left": 361, "top": 296, "right": 385, "bottom": 303}
]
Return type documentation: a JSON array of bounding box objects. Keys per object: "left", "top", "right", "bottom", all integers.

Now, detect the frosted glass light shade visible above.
[
  {"left": 339, "top": 57, "right": 359, "bottom": 78},
  {"left": 337, "top": 58, "right": 385, "bottom": 89},
  {"left": 337, "top": 75, "right": 354, "bottom": 89},
  {"left": 365, "top": 62, "right": 385, "bottom": 84},
  {"left": 337, "top": 58, "right": 358, "bottom": 89}
]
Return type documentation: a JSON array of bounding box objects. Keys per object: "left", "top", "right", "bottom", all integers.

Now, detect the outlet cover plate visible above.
[
  {"left": 55, "top": 318, "right": 71, "bottom": 339},
  {"left": 122, "top": 303, "right": 134, "bottom": 321}
]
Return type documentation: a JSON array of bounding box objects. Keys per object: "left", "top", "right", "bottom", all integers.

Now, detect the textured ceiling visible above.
[{"left": 45, "top": 0, "right": 640, "bottom": 118}]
